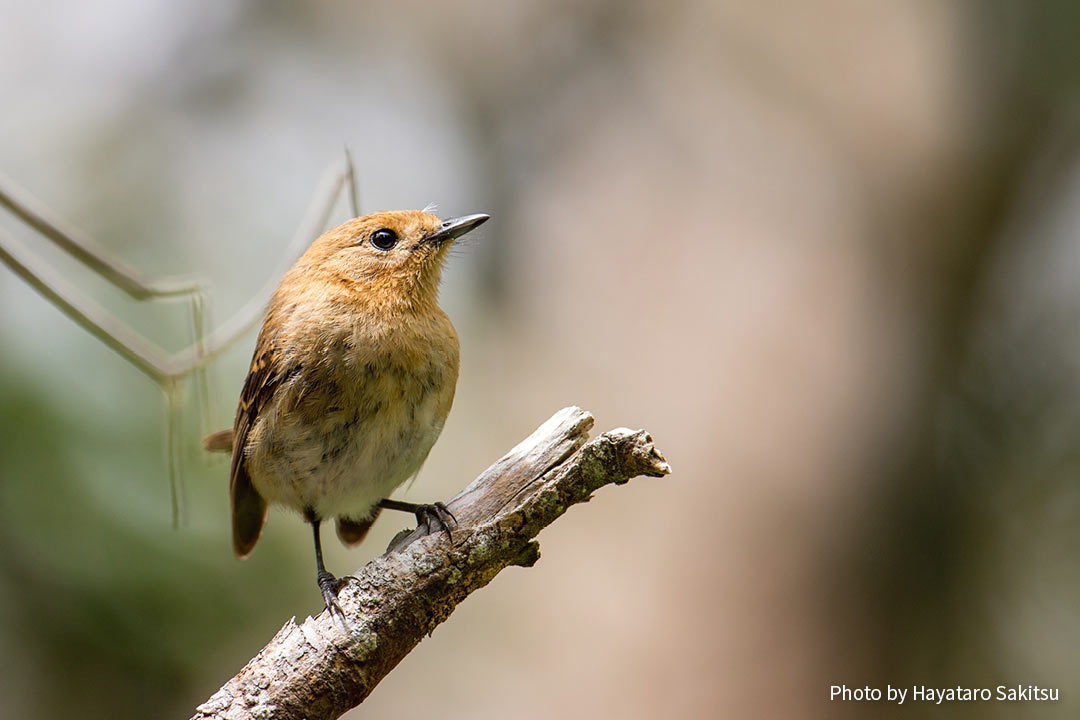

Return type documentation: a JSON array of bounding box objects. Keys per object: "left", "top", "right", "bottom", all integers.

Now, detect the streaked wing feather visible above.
[{"left": 229, "top": 331, "right": 282, "bottom": 557}]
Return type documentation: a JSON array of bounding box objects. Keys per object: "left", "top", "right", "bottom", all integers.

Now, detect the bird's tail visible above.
[{"left": 203, "top": 427, "right": 235, "bottom": 453}]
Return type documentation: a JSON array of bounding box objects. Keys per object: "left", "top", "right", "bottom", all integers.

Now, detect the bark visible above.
[{"left": 192, "top": 406, "right": 671, "bottom": 720}]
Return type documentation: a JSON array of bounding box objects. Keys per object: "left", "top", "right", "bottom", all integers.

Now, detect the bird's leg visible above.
[
  {"left": 308, "top": 512, "right": 346, "bottom": 620},
  {"left": 378, "top": 498, "right": 457, "bottom": 541}
]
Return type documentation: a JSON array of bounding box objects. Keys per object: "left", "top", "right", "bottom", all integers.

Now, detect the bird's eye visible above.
[{"left": 370, "top": 228, "right": 398, "bottom": 250}]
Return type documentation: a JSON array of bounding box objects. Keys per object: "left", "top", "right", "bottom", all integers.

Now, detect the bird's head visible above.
[{"left": 292, "top": 210, "right": 489, "bottom": 307}]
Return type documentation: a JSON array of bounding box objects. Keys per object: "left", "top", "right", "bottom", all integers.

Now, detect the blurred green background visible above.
[{"left": 2, "top": 2, "right": 1080, "bottom": 718}]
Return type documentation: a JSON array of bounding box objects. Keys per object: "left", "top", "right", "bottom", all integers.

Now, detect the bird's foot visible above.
[
  {"left": 378, "top": 498, "right": 457, "bottom": 542},
  {"left": 415, "top": 501, "right": 457, "bottom": 540},
  {"left": 317, "top": 569, "right": 349, "bottom": 622}
]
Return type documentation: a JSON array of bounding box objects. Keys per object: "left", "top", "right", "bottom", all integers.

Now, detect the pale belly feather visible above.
[{"left": 244, "top": 347, "right": 455, "bottom": 521}]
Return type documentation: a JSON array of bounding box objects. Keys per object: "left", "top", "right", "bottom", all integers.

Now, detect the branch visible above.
[{"left": 192, "top": 407, "right": 671, "bottom": 720}]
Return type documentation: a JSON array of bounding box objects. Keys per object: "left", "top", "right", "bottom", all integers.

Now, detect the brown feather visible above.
[
  {"left": 224, "top": 210, "right": 485, "bottom": 564},
  {"left": 202, "top": 428, "right": 234, "bottom": 452},
  {"left": 335, "top": 510, "right": 381, "bottom": 546},
  {"left": 229, "top": 330, "right": 281, "bottom": 557}
]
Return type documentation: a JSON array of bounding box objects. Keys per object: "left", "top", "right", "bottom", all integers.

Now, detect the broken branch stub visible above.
[{"left": 192, "top": 406, "right": 671, "bottom": 720}]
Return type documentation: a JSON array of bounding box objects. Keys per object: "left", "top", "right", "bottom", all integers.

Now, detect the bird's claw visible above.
[
  {"left": 415, "top": 501, "right": 456, "bottom": 541},
  {"left": 317, "top": 570, "right": 349, "bottom": 623}
]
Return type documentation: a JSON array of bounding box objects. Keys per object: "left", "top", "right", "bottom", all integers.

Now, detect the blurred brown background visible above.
[{"left": 2, "top": 1, "right": 1080, "bottom": 718}]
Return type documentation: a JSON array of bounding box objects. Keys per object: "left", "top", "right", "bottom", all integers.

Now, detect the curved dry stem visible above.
[
  {"left": 0, "top": 157, "right": 357, "bottom": 380},
  {"left": 0, "top": 155, "right": 360, "bottom": 521},
  {"left": 0, "top": 169, "right": 203, "bottom": 299}
]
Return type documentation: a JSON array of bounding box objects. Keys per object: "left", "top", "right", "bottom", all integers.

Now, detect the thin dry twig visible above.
[
  {"left": 0, "top": 160, "right": 355, "bottom": 380},
  {"left": 0, "top": 158, "right": 358, "bottom": 524}
]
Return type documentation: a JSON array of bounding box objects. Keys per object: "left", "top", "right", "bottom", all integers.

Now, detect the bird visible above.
[{"left": 209, "top": 209, "right": 488, "bottom": 616}]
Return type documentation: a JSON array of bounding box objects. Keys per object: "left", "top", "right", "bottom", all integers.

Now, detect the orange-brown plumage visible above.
[{"left": 223, "top": 210, "right": 488, "bottom": 611}]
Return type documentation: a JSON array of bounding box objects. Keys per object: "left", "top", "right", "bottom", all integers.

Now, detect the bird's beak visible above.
[{"left": 425, "top": 213, "right": 490, "bottom": 245}]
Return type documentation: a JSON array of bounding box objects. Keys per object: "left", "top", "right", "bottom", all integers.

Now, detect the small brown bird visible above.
[{"left": 216, "top": 209, "right": 488, "bottom": 614}]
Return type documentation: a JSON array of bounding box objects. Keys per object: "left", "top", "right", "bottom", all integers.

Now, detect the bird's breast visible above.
[{"left": 244, "top": 312, "right": 459, "bottom": 519}]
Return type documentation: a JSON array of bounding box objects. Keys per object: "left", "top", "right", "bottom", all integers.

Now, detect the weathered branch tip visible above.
[{"left": 192, "top": 406, "right": 669, "bottom": 720}]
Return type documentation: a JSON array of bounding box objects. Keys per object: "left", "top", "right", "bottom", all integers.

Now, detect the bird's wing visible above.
[{"left": 229, "top": 331, "right": 282, "bottom": 558}]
